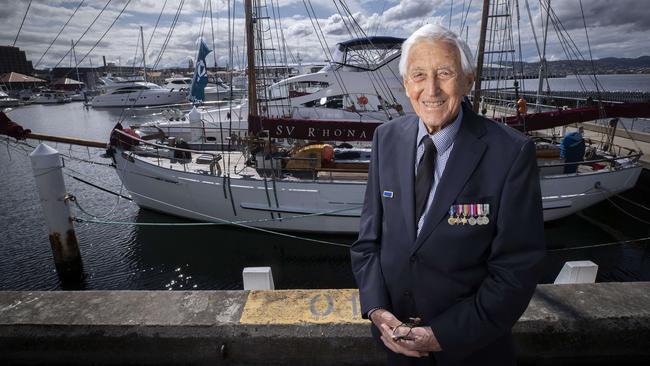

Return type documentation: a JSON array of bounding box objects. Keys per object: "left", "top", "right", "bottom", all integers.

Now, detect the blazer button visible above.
[{"left": 410, "top": 255, "right": 417, "bottom": 263}]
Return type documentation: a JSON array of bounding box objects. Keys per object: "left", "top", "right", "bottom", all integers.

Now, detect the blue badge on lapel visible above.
[{"left": 383, "top": 191, "right": 394, "bottom": 198}]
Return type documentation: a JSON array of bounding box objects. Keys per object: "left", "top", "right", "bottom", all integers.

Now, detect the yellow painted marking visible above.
[{"left": 240, "top": 289, "right": 369, "bottom": 324}]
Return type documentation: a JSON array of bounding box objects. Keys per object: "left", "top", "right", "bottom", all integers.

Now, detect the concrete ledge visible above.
[{"left": 1, "top": 283, "right": 649, "bottom": 365}]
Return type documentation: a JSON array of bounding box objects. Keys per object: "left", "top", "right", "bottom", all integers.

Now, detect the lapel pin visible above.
[{"left": 383, "top": 191, "right": 394, "bottom": 198}]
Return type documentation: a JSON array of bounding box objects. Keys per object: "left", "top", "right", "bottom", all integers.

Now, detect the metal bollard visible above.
[{"left": 29, "top": 143, "right": 84, "bottom": 282}]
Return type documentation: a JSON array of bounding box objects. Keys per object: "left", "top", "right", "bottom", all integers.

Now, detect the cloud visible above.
[
  {"left": 550, "top": 0, "right": 650, "bottom": 31},
  {"left": 383, "top": 0, "right": 441, "bottom": 22},
  {"left": 0, "top": 0, "right": 648, "bottom": 70}
]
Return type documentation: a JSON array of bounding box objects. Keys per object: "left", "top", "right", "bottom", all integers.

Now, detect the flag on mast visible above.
[{"left": 189, "top": 39, "right": 213, "bottom": 103}]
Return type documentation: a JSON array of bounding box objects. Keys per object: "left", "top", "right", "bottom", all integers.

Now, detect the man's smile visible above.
[{"left": 422, "top": 100, "right": 446, "bottom": 108}]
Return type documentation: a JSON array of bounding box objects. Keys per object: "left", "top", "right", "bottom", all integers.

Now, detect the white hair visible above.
[{"left": 399, "top": 23, "right": 475, "bottom": 79}]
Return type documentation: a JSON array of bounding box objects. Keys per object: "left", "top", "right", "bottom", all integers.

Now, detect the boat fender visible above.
[
  {"left": 322, "top": 144, "right": 334, "bottom": 166},
  {"left": 123, "top": 128, "right": 141, "bottom": 148}
]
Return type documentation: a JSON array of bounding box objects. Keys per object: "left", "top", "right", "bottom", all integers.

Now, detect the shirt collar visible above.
[{"left": 416, "top": 107, "right": 463, "bottom": 155}]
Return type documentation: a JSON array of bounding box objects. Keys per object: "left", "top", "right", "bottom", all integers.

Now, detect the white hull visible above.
[
  {"left": 540, "top": 166, "right": 642, "bottom": 221},
  {"left": 112, "top": 148, "right": 643, "bottom": 234},
  {"left": 113, "top": 150, "right": 363, "bottom": 233},
  {"left": 91, "top": 89, "right": 188, "bottom": 108}
]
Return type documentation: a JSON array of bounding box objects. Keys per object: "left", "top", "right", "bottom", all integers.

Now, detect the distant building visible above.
[{"left": 0, "top": 46, "right": 34, "bottom": 75}]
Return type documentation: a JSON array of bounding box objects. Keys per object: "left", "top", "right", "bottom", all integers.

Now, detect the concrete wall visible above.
[{"left": 1, "top": 283, "right": 649, "bottom": 365}]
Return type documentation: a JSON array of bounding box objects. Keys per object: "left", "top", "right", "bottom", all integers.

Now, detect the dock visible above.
[{"left": 1, "top": 283, "right": 649, "bottom": 365}]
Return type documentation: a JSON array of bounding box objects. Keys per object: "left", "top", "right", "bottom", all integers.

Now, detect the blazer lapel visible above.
[
  {"left": 411, "top": 105, "right": 487, "bottom": 253},
  {"left": 396, "top": 116, "right": 419, "bottom": 245}
]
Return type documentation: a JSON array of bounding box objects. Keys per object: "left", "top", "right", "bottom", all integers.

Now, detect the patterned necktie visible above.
[{"left": 415, "top": 137, "right": 437, "bottom": 224}]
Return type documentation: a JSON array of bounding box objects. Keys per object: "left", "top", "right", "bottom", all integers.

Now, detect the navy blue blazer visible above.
[{"left": 351, "top": 102, "right": 546, "bottom": 365}]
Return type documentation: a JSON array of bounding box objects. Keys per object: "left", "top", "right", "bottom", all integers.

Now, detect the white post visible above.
[
  {"left": 189, "top": 106, "right": 203, "bottom": 143},
  {"left": 554, "top": 261, "right": 598, "bottom": 284},
  {"left": 29, "top": 143, "right": 84, "bottom": 281},
  {"left": 243, "top": 267, "right": 275, "bottom": 290}
]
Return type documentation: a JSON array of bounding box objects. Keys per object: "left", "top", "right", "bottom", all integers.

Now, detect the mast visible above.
[
  {"left": 472, "top": 0, "right": 490, "bottom": 113},
  {"left": 244, "top": 0, "right": 258, "bottom": 117},
  {"left": 140, "top": 26, "right": 147, "bottom": 83},
  {"left": 535, "top": 0, "right": 551, "bottom": 113},
  {"left": 71, "top": 40, "right": 81, "bottom": 83}
]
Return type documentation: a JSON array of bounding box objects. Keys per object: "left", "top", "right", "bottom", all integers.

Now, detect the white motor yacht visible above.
[
  {"left": 139, "top": 36, "right": 410, "bottom": 142},
  {"left": 90, "top": 77, "right": 188, "bottom": 108},
  {"left": 0, "top": 91, "right": 21, "bottom": 108},
  {"left": 30, "top": 90, "right": 68, "bottom": 104},
  {"left": 163, "top": 76, "right": 245, "bottom": 101}
]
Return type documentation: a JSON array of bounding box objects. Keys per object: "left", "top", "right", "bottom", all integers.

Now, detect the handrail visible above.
[
  {"left": 540, "top": 152, "right": 642, "bottom": 169},
  {"left": 112, "top": 129, "right": 220, "bottom": 158}
]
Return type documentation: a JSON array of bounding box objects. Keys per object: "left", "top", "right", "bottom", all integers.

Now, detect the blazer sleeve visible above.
[
  {"left": 430, "top": 139, "right": 546, "bottom": 360},
  {"left": 350, "top": 127, "right": 391, "bottom": 318}
]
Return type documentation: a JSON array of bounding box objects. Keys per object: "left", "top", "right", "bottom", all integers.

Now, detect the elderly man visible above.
[{"left": 350, "top": 24, "right": 545, "bottom": 366}]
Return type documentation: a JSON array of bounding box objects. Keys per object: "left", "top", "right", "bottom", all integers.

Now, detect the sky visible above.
[{"left": 1, "top": 0, "right": 649, "bottom": 71}]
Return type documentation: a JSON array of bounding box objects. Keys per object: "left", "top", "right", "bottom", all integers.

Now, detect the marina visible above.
[
  {"left": 1, "top": 0, "right": 650, "bottom": 364},
  {"left": 1, "top": 100, "right": 649, "bottom": 291}
]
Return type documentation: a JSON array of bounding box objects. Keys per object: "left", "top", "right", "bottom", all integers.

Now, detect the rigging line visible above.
[
  {"left": 304, "top": 0, "right": 351, "bottom": 106},
  {"left": 34, "top": 0, "right": 84, "bottom": 69},
  {"left": 542, "top": 2, "right": 603, "bottom": 92},
  {"left": 459, "top": 0, "right": 473, "bottom": 36},
  {"left": 372, "top": 0, "right": 387, "bottom": 36},
  {"left": 578, "top": 0, "right": 602, "bottom": 99},
  {"left": 151, "top": 0, "right": 185, "bottom": 70},
  {"left": 64, "top": 0, "right": 133, "bottom": 82},
  {"left": 51, "top": 0, "right": 114, "bottom": 71},
  {"left": 599, "top": 194, "right": 650, "bottom": 225},
  {"left": 270, "top": 0, "right": 288, "bottom": 70},
  {"left": 13, "top": 0, "right": 32, "bottom": 47},
  {"left": 449, "top": 0, "right": 454, "bottom": 28},
  {"left": 68, "top": 182, "right": 127, "bottom": 219},
  {"left": 515, "top": 1, "right": 526, "bottom": 92},
  {"left": 336, "top": 0, "right": 397, "bottom": 109},
  {"left": 608, "top": 191, "right": 650, "bottom": 213},
  {"left": 132, "top": 28, "right": 141, "bottom": 70},
  {"left": 547, "top": 236, "right": 650, "bottom": 253},
  {"left": 523, "top": 0, "right": 542, "bottom": 61},
  {"left": 145, "top": 0, "right": 168, "bottom": 57},
  {"left": 226, "top": 0, "right": 234, "bottom": 171},
  {"left": 209, "top": 0, "right": 218, "bottom": 68},
  {"left": 199, "top": 0, "right": 209, "bottom": 38}
]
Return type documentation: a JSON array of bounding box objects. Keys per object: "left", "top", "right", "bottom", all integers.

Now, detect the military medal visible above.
[
  {"left": 460, "top": 204, "right": 468, "bottom": 225},
  {"left": 468, "top": 204, "right": 477, "bottom": 226},
  {"left": 482, "top": 204, "right": 490, "bottom": 225},
  {"left": 477, "top": 204, "right": 485, "bottom": 225},
  {"left": 447, "top": 206, "right": 457, "bottom": 225}
]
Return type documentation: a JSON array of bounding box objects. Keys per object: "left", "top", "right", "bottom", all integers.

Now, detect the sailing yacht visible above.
[
  {"left": 136, "top": 36, "right": 411, "bottom": 142},
  {"left": 105, "top": 0, "right": 644, "bottom": 233}
]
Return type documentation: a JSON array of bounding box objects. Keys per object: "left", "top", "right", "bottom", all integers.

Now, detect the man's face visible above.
[{"left": 403, "top": 39, "right": 474, "bottom": 133}]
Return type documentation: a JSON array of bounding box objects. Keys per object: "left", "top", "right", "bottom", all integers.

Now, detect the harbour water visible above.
[{"left": 1, "top": 82, "right": 649, "bottom": 291}]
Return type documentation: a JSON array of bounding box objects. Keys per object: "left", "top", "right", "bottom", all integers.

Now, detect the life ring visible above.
[{"left": 357, "top": 95, "right": 368, "bottom": 105}]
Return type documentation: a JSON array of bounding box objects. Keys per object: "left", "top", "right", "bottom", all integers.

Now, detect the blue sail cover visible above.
[{"left": 189, "top": 40, "right": 213, "bottom": 103}]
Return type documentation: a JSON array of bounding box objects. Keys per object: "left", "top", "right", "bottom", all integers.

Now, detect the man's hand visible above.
[
  {"left": 399, "top": 326, "right": 442, "bottom": 352},
  {"left": 378, "top": 320, "right": 442, "bottom": 358},
  {"left": 369, "top": 309, "right": 401, "bottom": 330}
]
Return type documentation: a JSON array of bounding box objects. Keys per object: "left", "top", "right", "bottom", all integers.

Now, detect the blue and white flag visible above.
[{"left": 189, "top": 39, "right": 213, "bottom": 103}]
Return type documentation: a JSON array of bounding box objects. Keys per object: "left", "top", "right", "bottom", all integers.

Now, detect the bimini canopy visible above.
[{"left": 329, "top": 36, "right": 404, "bottom": 71}]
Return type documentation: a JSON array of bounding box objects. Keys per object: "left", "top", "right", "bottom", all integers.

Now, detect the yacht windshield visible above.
[{"left": 326, "top": 36, "right": 404, "bottom": 71}]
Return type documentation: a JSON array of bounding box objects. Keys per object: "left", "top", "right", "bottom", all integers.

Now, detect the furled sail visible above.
[{"left": 189, "top": 39, "right": 212, "bottom": 103}]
